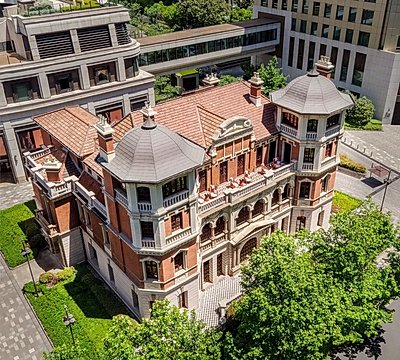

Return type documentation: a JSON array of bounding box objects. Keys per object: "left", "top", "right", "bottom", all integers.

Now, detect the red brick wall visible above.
[
  {"left": 54, "top": 196, "right": 79, "bottom": 233},
  {"left": 90, "top": 211, "right": 104, "bottom": 250},
  {"left": 117, "top": 203, "right": 132, "bottom": 240},
  {"left": 123, "top": 242, "right": 142, "bottom": 287}
]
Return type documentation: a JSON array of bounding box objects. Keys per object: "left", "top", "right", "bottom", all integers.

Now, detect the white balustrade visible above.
[
  {"left": 165, "top": 228, "right": 191, "bottom": 245},
  {"left": 280, "top": 124, "right": 298, "bottom": 137},
  {"left": 142, "top": 240, "right": 156, "bottom": 248},
  {"left": 115, "top": 188, "right": 129, "bottom": 207},
  {"left": 306, "top": 132, "right": 317, "bottom": 140},
  {"left": 325, "top": 125, "right": 340, "bottom": 137},
  {"left": 92, "top": 198, "right": 107, "bottom": 218},
  {"left": 322, "top": 156, "right": 338, "bottom": 169},
  {"left": 199, "top": 194, "right": 226, "bottom": 213},
  {"left": 138, "top": 202, "right": 152, "bottom": 212},
  {"left": 302, "top": 163, "right": 314, "bottom": 171},
  {"left": 163, "top": 190, "right": 189, "bottom": 208}
]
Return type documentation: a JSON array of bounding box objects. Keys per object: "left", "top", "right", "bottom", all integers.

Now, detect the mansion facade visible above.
[{"left": 24, "top": 57, "right": 353, "bottom": 323}]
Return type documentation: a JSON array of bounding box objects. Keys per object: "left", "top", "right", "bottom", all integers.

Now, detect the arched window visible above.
[
  {"left": 272, "top": 189, "right": 280, "bottom": 206},
  {"left": 282, "top": 184, "right": 290, "bottom": 200},
  {"left": 214, "top": 217, "right": 225, "bottom": 236},
  {"left": 200, "top": 224, "right": 212, "bottom": 243},
  {"left": 296, "top": 216, "right": 306, "bottom": 230},
  {"left": 321, "top": 176, "right": 330, "bottom": 193},
  {"left": 236, "top": 207, "right": 250, "bottom": 226},
  {"left": 144, "top": 261, "right": 158, "bottom": 280},
  {"left": 137, "top": 186, "right": 151, "bottom": 203},
  {"left": 240, "top": 238, "right": 257, "bottom": 262},
  {"left": 252, "top": 200, "right": 264, "bottom": 218}
]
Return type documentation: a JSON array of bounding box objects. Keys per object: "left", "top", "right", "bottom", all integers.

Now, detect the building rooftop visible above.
[
  {"left": 33, "top": 107, "right": 98, "bottom": 158},
  {"left": 270, "top": 70, "right": 354, "bottom": 115}
]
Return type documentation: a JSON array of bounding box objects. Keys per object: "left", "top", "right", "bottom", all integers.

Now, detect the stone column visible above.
[
  {"left": 0, "top": 83, "right": 7, "bottom": 106},
  {"left": 80, "top": 65, "right": 91, "bottom": 90},
  {"left": 38, "top": 72, "right": 51, "bottom": 99},
  {"left": 117, "top": 57, "right": 126, "bottom": 82},
  {"left": 3, "top": 122, "right": 26, "bottom": 183},
  {"left": 70, "top": 29, "right": 81, "bottom": 54}
]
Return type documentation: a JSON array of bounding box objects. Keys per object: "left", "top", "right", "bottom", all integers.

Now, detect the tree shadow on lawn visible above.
[
  {"left": 64, "top": 265, "right": 130, "bottom": 320},
  {"left": 330, "top": 328, "right": 386, "bottom": 360}
]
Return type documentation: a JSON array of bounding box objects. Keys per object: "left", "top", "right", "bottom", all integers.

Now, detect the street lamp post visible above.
[
  {"left": 21, "top": 240, "right": 38, "bottom": 296},
  {"left": 380, "top": 169, "right": 392, "bottom": 212},
  {"left": 63, "top": 305, "right": 76, "bottom": 345}
]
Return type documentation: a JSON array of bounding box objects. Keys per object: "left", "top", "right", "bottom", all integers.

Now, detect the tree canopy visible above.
[
  {"left": 225, "top": 200, "right": 399, "bottom": 360},
  {"left": 258, "top": 56, "right": 287, "bottom": 96},
  {"left": 346, "top": 96, "right": 375, "bottom": 126}
]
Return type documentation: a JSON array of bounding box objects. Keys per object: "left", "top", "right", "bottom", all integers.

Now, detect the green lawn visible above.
[
  {"left": 332, "top": 191, "right": 363, "bottom": 214},
  {"left": 345, "top": 119, "right": 382, "bottom": 131},
  {"left": 0, "top": 200, "right": 36, "bottom": 267},
  {"left": 24, "top": 265, "right": 132, "bottom": 356}
]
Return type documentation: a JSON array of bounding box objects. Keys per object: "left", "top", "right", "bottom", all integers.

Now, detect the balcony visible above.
[
  {"left": 141, "top": 239, "right": 156, "bottom": 248},
  {"left": 163, "top": 190, "right": 189, "bottom": 208},
  {"left": 74, "top": 182, "right": 107, "bottom": 219},
  {"left": 115, "top": 188, "right": 129, "bottom": 207},
  {"left": 280, "top": 124, "right": 298, "bottom": 137},
  {"left": 321, "top": 156, "right": 338, "bottom": 169},
  {"left": 138, "top": 202, "right": 152, "bottom": 213},
  {"left": 198, "top": 162, "right": 296, "bottom": 214},
  {"left": 33, "top": 172, "right": 76, "bottom": 199},
  {"left": 302, "top": 163, "right": 314, "bottom": 171},
  {"left": 325, "top": 125, "right": 340, "bottom": 138},
  {"left": 306, "top": 132, "right": 317, "bottom": 140},
  {"left": 166, "top": 228, "right": 192, "bottom": 246}
]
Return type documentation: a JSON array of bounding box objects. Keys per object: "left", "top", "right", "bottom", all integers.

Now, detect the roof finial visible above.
[{"left": 140, "top": 101, "right": 157, "bottom": 130}]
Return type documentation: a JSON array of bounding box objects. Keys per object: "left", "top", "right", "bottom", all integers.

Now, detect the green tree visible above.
[
  {"left": 225, "top": 201, "right": 399, "bottom": 360},
  {"left": 218, "top": 74, "right": 241, "bottom": 86},
  {"left": 346, "top": 96, "right": 375, "bottom": 127},
  {"left": 103, "top": 300, "right": 221, "bottom": 360},
  {"left": 154, "top": 75, "right": 180, "bottom": 102},
  {"left": 230, "top": 7, "right": 252, "bottom": 22},
  {"left": 43, "top": 341, "right": 90, "bottom": 360},
  {"left": 177, "top": 0, "right": 231, "bottom": 28},
  {"left": 258, "top": 56, "right": 287, "bottom": 96},
  {"left": 144, "top": 2, "right": 180, "bottom": 29}
]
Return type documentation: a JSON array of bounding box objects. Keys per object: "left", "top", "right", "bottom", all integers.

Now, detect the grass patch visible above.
[
  {"left": 0, "top": 200, "right": 37, "bottom": 267},
  {"left": 332, "top": 191, "right": 363, "bottom": 214},
  {"left": 24, "top": 265, "right": 132, "bottom": 356},
  {"left": 345, "top": 119, "right": 382, "bottom": 131}
]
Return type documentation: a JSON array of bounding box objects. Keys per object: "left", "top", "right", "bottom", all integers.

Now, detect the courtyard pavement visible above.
[
  {"left": 0, "top": 181, "right": 34, "bottom": 211},
  {"left": 0, "top": 255, "right": 52, "bottom": 360}
]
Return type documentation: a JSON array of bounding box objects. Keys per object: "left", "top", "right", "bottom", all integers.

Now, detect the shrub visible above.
[
  {"left": 218, "top": 74, "right": 241, "bottom": 86},
  {"left": 39, "top": 272, "right": 58, "bottom": 285},
  {"left": 346, "top": 96, "right": 375, "bottom": 127},
  {"left": 29, "top": 233, "right": 45, "bottom": 250},
  {"left": 57, "top": 267, "right": 76, "bottom": 281},
  {"left": 339, "top": 154, "right": 367, "bottom": 173},
  {"left": 25, "top": 223, "right": 40, "bottom": 240}
]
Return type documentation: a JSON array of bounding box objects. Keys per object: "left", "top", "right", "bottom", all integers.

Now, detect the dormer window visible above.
[
  {"left": 326, "top": 114, "right": 340, "bottom": 128},
  {"left": 162, "top": 176, "right": 187, "bottom": 198},
  {"left": 282, "top": 112, "right": 299, "bottom": 129},
  {"left": 307, "top": 119, "right": 318, "bottom": 132},
  {"left": 137, "top": 186, "right": 151, "bottom": 203}
]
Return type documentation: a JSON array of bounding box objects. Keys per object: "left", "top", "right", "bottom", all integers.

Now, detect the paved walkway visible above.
[
  {"left": 0, "top": 182, "right": 34, "bottom": 211},
  {"left": 0, "top": 255, "right": 52, "bottom": 360}
]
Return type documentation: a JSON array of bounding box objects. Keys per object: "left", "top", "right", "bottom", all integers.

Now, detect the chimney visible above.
[
  {"left": 249, "top": 72, "right": 264, "bottom": 107},
  {"left": 315, "top": 56, "right": 334, "bottom": 79},
  {"left": 42, "top": 155, "right": 63, "bottom": 182},
  {"left": 95, "top": 114, "right": 115, "bottom": 163},
  {"left": 202, "top": 72, "right": 220, "bottom": 86}
]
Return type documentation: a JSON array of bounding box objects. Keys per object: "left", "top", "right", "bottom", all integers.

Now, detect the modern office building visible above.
[
  {"left": 24, "top": 59, "right": 353, "bottom": 325},
  {"left": 0, "top": 1, "right": 154, "bottom": 184},
  {"left": 253, "top": 0, "right": 400, "bottom": 125}
]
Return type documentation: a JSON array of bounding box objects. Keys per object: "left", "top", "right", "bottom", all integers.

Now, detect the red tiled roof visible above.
[
  {"left": 112, "top": 81, "right": 278, "bottom": 148},
  {"left": 33, "top": 107, "right": 98, "bottom": 158}
]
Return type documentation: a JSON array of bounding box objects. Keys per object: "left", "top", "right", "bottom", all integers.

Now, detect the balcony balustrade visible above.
[
  {"left": 74, "top": 182, "right": 107, "bottom": 219},
  {"left": 165, "top": 228, "right": 191, "bottom": 246},
  {"left": 115, "top": 188, "right": 129, "bottom": 207},
  {"left": 325, "top": 125, "right": 340, "bottom": 138},
  {"left": 302, "top": 163, "right": 314, "bottom": 171},
  {"left": 321, "top": 156, "right": 338, "bottom": 169},
  {"left": 138, "top": 202, "right": 152, "bottom": 212},
  {"left": 33, "top": 172, "right": 75, "bottom": 198},
  {"left": 306, "top": 132, "right": 317, "bottom": 140},
  {"left": 163, "top": 190, "right": 189, "bottom": 208},
  {"left": 141, "top": 239, "right": 156, "bottom": 248},
  {"left": 36, "top": 209, "right": 58, "bottom": 236},
  {"left": 280, "top": 124, "right": 298, "bottom": 137}
]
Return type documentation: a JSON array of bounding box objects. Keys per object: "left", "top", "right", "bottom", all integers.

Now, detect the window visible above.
[
  {"left": 335, "top": 5, "right": 344, "bottom": 20},
  {"left": 310, "top": 22, "right": 318, "bottom": 36},
  {"left": 358, "top": 32, "right": 370, "bottom": 47},
  {"left": 297, "top": 39, "right": 305, "bottom": 69},
  {"left": 288, "top": 37, "right": 295, "bottom": 67},
  {"left": 397, "top": 36, "right": 400, "bottom": 51},
  {"left": 215, "top": 217, "right": 225, "bottom": 236},
  {"left": 162, "top": 177, "right": 187, "bottom": 198},
  {"left": 340, "top": 49, "right": 350, "bottom": 82},
  {"left": 282, "top": 184, "right": 290, "bottom": 200},
  {"left": 217, "top": 254, "right": 223, "bottom": 276},
  {"left": 318, "top": 211, "right": 324, "bottom": 226},
  {"left": 237, "top": 154, "right": 245, "bottom": 176},
  {"left": 282, "top": 112, "right": 299, "bottom": 128},
  {"left": 327, "top": 114, "right": 340, "bottom": 128},
  {"left": 124, "top": 57, "right": 140, "bottom": 78},
  {"left": 240, "top": 238, "right": 257, "bottom": 262},
  {"left": 299, "top": 182, "right": 311, "bottom": 199},
  {"left": 352, "top": 52, "right": 366, "bottom": 86},
  {"left": 256, "top": 147, "right": 263, "bottom": 167},
  {"left": 54, "top": 73, "right": 73, "bottom": 94},
  {"left": 291, "top": 0, "right": 298, "bottom": 11},
  {"left": 272, "top": 0, "right": 278, "bottom": 8},
  {"left": 236, "top": 207, "right": 250, "bottom": 226},
  {"left": 171, "top": 213, "right": 183, "bottom": 232},
  {"left": 141, "top": 221, "right": 154, "bottom": 239},
  {"left": 174, "top": 252, "right": 185, "bottom": 272},
  {"left": 12, "top": 81, "right": 33, "bottom": 102},
  {"left": 145, "top": 261, "right": 158, "bottom": 280},
  {"left": 302, "top": 0, "right": 308, "bottom": 14},
  {"left": 137, "top": 187, "right": 151, "bottom": 202},
  {"left": 324, "top": 4, "right": 331, "bottom": 18},
  {"left": 325, "top": 142, "right": 333, "bottom": 158},
  {"left": 131, "top": 289, "right": 139, "bottom": 309},
  {"left": 307, "top": 41, "right": 316, "bottom": 70},
  {"left": 348, "top": 7, "right": 357, "bottom": 22},
  {"left": 94, "top": 65, "right": 111, "bottom": 85},
  {"left": 321, "top": 24, "right": 329, "bottom": 38},
  {"left": 307, "top": 119, "right": 318, "bottom": 132},
  {"left": 178, "top": 291, "right": 188, "bottom": 308},
  {"left": 300, "top": 20, "right": 307, "bottom": 33},
  {"left": 219, "top": 161, "right": 228, "bottom": 183},
  {"left": 330, "top": 46, "right": 338, "bottom": 78},
  {"left": 361, "top": 9, "right": 374, "bottom": 25},
  {"left": 333, "top": 26, "right": 341, "bottom": 41},
  {"left": 108, "top": 264, "right": 115, "bottom": 283},
  {"left": 345, "top": 29, "right": 354, "bottom": 43},
  {"left": 312, "top": 1, "right": 320, "bottom": 16},
  {"left": 319, "top": 44, "right": 327, "bottom": 57},
  {"left": 321, "top": 176, "right": 329, "bottom": 193},
  {"left": 296, "top": 216, "right": 306, "bottom": 230},
  {"left": 200, "top": 224, "right": 212, "bottom": 242},
  {"left": 252, "top": 200, "right": 264, "bottom": 217},
  {"left": 282, "top": 0, "right": 288, "bottom": 10},
  {"left": 272, "top": 189, "right": 280, "bottom": 206},
  {"left": 303, "top": 148, "right": 315, "bottom": 163},
  {"left": 198, "top": 169, "right": 207, "bottom": 193},
  {"left": 291, "top": 18, "right": 297, "bottom": 31}
]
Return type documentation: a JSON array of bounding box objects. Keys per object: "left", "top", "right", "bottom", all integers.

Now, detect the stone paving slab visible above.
[
  {"left": 0, "top": 182, "right": 34, "bottom": 211},
  {"left": 0, "top": 256, "right": 52, "bottom": 360}
]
